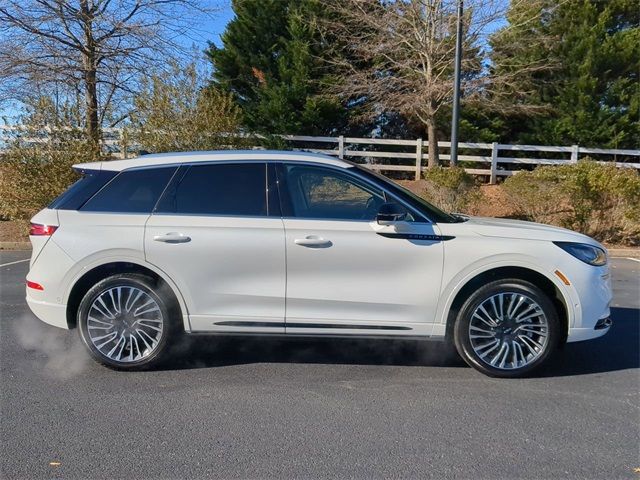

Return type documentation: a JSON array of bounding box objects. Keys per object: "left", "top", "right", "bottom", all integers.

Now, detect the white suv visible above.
[{"left": 26, "top": 151, "right": 612, "bottom": 377}]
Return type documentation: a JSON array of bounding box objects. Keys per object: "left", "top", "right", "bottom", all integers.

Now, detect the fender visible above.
[
  {"left": 430, "top": 253, "right": 578, "bottom": 338},
  {"left": 61, "top": 248, "right": 192, "bottom": 332}
]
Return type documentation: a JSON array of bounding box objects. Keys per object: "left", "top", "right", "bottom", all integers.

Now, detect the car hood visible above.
[{"left": 460, "top": 216, "right": 599, "bottom": 245}]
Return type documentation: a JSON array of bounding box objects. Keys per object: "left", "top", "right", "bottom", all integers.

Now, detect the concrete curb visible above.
[
  {"left": 0, "top": 242, "right": 31, "bottom": 250},
  {"left": 607, "top": 248, "right": 640, "bottom": 259}
]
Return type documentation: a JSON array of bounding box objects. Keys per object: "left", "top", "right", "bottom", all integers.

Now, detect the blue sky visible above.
[
  {"left": 184, "top": 1, "right": 235, "bottom": 49},
  {"left": 210, "top": 2, "right": 235, "bottom": 47}
]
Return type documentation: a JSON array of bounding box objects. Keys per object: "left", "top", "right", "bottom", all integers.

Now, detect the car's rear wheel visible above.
[
  {"left": 453, "top": 279, "right": 561, "bottom": 378},
  {"left": 77, "top": 273, "right": 178, "bottom": 370}
]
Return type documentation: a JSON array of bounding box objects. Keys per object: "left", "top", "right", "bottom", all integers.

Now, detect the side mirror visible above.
[{"left": 376, "top": 202, "right": 407, "bottom": 225}]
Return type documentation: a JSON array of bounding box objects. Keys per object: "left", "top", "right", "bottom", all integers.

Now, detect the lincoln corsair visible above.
[{"left": 26, "top": 151, "right": 612, "bottom": 377}]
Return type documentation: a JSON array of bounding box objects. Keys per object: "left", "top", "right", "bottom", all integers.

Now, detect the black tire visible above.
[
  {"left": 453, "top": 279, "right": 561, "bottom": 378},
  {"left": 77, "top": 273, "right": 181, "bottom": 370}
]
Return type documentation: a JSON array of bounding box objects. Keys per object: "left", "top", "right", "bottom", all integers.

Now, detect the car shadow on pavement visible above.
[
  {"left": 161, "top": 307, "right": 639, "bottom": 376},
  {"left": 165, "top": 334, "right": 467, "bottom": 371},
  {"left": 536, "top": 306, "right": 639, "bottom": 377}
]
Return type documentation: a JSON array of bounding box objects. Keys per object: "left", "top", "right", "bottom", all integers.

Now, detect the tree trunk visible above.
[
  {"left": 426, "top": 117, "right": 440, "bottom": 168},
  {"left": 84, "top": 59, "right": 100, "bottom": 156},
  {"left": 81, "top": 0, "right": 100, "bottom": 158}
]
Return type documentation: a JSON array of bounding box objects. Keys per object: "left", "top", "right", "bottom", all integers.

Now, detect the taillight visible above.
[
  {"left": 26, "top": 280, "right": 44, "bottom": 290},
  {"left": 29, "top": 223, "right": 58, "bottom": 236}
]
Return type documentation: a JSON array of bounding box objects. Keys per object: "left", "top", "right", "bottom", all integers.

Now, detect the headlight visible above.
[{"left": 553, "top": 242, "right": 607, "bottom": 266}]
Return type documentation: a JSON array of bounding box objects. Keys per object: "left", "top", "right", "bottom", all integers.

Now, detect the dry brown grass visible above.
[{"left": 0, "top": 219, "right": 30, "bottom": 242}]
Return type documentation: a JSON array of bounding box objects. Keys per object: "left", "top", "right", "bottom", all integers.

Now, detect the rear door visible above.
[{"left": 144, "top": 162, "right": 286, "bottom": 333}]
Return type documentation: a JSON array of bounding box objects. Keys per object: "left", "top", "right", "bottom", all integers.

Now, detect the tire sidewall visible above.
[
  {"left": 77, "top": 274, "right": 173, "bottom": 370},
  {"left": 453, "top": 280, "right": 561, "bottom": 378}
]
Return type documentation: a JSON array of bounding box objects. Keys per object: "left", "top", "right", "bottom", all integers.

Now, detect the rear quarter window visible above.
[
  {"left": 49, "top": 170, "right": 117, "bottom": 210},
  {"left": 81, "top": 167, "right": 177, "bottom": 213}
]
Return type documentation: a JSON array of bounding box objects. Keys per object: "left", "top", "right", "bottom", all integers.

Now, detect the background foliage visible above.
[
  {"left": 130, "top": 61, "right": 243, "bottom": 153},
  {"left": 421, "top": 167, "right": 483, "bottom": 215},
  {"left": 0, "top": 99, "right": 89, "bottom": 220},
  {"left": 207, "top": 0, "right": 638, "bottom": 149},
  {"left": 486, "top": 0, "right": 639, "bottom": 148},
  {"left": 207, "top": 0, "right": 347, "bottom": 136},
  {"left": 502, "top": 162, "right": 640, "bottom": 245}
]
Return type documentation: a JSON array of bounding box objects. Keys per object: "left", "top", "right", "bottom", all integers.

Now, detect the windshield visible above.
[{"left": 350, "top": 164, "right": 459, "bottom": 223}]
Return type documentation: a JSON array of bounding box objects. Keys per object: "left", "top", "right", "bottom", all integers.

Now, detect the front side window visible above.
[
  {"left": 156, "top": 163, "right": 267, "bottom": 216},
  {"left": 81, "top": 167, "right": 176, "bottom": 213},
  {"left": 280, "top": 164, "right": 396, "bottom": 221},
  {"left": 352, "top": 164, "right": 456, "bottom": 223}
]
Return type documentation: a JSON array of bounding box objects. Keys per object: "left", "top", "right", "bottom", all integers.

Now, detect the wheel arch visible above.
[
  {"left": 442, "top": 266, "right": 570, "bottom": 345},
  {"left": 65, "top": 260, "right": 189, "bottom": 331}
]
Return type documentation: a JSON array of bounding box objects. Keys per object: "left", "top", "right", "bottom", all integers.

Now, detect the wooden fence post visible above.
[
  {"left": 490, "top": 142, "right": 499, "bottom": 184},
  {"left": 120, "top": 129, "right": 127, "bottom": 159},
  {"left": 415, "top": 138, "right": 423, "bottom": 181},
  {"left": 338, "top": 135, "right": 345, "bottom": 159},
  {"left": 571, "top": 144, "right": 579, "bottom": 163}
]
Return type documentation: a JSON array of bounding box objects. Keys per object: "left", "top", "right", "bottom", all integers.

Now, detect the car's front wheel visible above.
[
  {"left": 77, "top": 273, "right": 178, "bottom": 370},
  {"left": 453, "top": 279, "right": 561, "bottom": 377}
]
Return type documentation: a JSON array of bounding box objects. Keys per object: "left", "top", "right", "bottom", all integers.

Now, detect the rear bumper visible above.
[
  {"left": 26, "top": 295, "right": 68, "bottom": 329},
  {"left": 25, "top": 233, "right": 74, "bottom": 330}
]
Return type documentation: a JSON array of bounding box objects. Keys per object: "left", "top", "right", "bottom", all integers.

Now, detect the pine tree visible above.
[
  {"left": 207, "top": 0, "right": 346, "bottom": 135},
  {"left": 490, "top": 0, "right": 639, "bottom": 148}
]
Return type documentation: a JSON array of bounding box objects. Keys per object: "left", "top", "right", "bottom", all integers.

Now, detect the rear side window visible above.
[
  {"left": 81, "top": 167, "right": 176, "bottom": 213},
  {"left": 49, "top": 170, "right": 117, "bottom": 210},
  {"left": 156, "top": 163, "right": 267, "bottom": 216}
]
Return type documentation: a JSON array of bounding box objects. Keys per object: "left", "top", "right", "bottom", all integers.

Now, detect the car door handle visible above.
[
  {"left": 153, "top": 232, "right": 191, "bottom": 244},
  {"left": 294, "top": 236, "right": 332, "bottom": 248}
]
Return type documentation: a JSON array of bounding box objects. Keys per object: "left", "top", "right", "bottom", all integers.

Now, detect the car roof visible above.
[{"left": 74, "top": 150, "right": 351, "bottom": 172}]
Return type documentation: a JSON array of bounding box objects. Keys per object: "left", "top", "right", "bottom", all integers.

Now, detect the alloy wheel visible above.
[
  {"left": 468, "top": 292, "right": 549, "bottom": 370},
  {"left": 86, "top": 286, "right": 164, "bottom": 363}
]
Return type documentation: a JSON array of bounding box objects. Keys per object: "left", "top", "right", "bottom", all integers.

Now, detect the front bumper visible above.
[
  {"left": 567, "top": 316, "right": 611, "bottom": 342},
  {"left": 562, "top": 256, "right": 612, "bottom": 342}
]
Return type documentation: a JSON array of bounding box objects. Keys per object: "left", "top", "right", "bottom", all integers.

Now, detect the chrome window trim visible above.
[
  {"left": 118, "top": 163, "right": 187, "bottom": 172},
  {"left": 70, "top": 211, "right": 153, "bottom": 216},
  {"left": 280, "top": 216, "right": 433, "bottom": 226},
  {"left": 121, "top": 158, "right": 349, "bottom": 172},
  {"left": 102, "top": 158, "right": 434, "bottom": 223},
  {"left": 150, "top": 212, "right": 283, "bottom": 220}
]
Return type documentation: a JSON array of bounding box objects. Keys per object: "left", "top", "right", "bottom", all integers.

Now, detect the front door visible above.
[
  {"left": 145, "top": 162, "right": 286, "bottom": 333},
  {"left": 278, "top": 163, "right": 444, "bottom": 337}
]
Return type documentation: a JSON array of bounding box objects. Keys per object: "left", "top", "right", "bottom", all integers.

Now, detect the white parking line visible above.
[
  {"left": 0, "top": 259, "right": 30, "bottom": 268},
  {"left": 611, "top": 257, "right": 640, "bottom": 263}
]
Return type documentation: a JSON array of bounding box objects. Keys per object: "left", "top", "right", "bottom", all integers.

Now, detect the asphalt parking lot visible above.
[{"left": 1, "top": 250, "right": 638, "bottom": 480}]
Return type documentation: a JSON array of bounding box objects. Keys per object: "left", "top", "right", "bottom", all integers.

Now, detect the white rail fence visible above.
[
  {"left": 279, "top": 135, "right": 640, "bottom": 183},
  {"left": 2, "top": 126, "right": 639, "bottom": 184}
]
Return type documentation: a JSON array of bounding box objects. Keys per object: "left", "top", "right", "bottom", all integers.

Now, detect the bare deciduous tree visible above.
[
  {"left": 0, "top": 0, "right": 214, "bottom": 156},
  {"left": 321, "top": 0, "right": 532, "bottom": 167}
]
